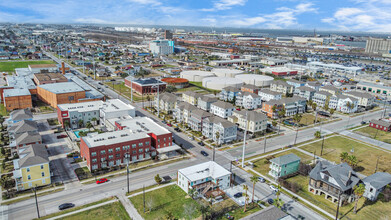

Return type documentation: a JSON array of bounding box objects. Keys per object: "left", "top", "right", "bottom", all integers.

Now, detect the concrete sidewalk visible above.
[{"left": 117, "top": 194, "right": 143, "bottom": 220}]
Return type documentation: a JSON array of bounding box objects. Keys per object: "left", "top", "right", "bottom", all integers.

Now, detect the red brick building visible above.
[
  {"left": 369, "top": 119, "right": 391, "bottom": 132},
  {"left": 124, "top": 77, "right": 166, "bottom": 95}
]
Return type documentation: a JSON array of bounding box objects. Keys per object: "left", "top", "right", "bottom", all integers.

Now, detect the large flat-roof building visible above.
[
  {"left": 33, "top": 72, "right": 68, "bottom": 85},
  {"left": 28, "top": 64, "right": 58, "bottom": 73},
  {"left": 149, "top": 40, "right": 174, "bottom": 56},
  {"left": 365, "top": 38, "right": 391, "bottom": 54},
  {"left": 124, "top": 77, "right": 166, "bottom": 95},
  {"left": 3, "top": 88, "right": 32, "bottom": 111}
]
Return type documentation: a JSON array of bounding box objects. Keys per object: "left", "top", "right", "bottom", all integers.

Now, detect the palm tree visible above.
[
  {"left": 340, "top": 152, "right": 349, "bottom": 162},
  {"left": 312, "top": 103, "right": 317, "bottom": 111},
  {"left": 273, "top": 197, "right": 284, "bottom": 209},
  {"left": 188, "top": 188, "right": 198, "bottom": 199},
  {"left": 324, "top": 103, "right": 329, "bottom": 111},
  {"left": 146, "top": 95, "right": 151, "bottom": 108},
  {"left": 91, "top": 117, "right": 98, "bottom": 128},
  {"left": 86, "top": 122, "right": 93, "bottom": 131},
  {"left": 307, "top": 100, "right": 313, "bottom": 107},
  {"left": 329, "top": 108, "right": 335, "bottom": 116},
  {"left": 348, "top": 155, "right": 358, "bottom": 168},
  {"left": 78, "top": 119, "right": 84, "bottom": 128},
  {"left": 215, "top": 132, "right": 220, "bottom": 146},
  {"left": 64, "top": 120, "right": 70, "bottom": 129},
  {"left": 353, "top": 183, "right": 366, "bottom": 214},
  {"left": 243, "top": 185, "right": 249, "bottom": 212},
  {"left": 314, "top": 131, "right": 321, "bottom": 138},
  {"left": 199, "top": 205, "right": 211, "bottom": 220},
  {"left": 250, "top": 176, "right": 258, "bottom": 203},
  {"left": 277, "top": 107, "right": 286, "bottom": 134},
  {"left": 293, "top": 114, "right": 302, "bottom": 127}
]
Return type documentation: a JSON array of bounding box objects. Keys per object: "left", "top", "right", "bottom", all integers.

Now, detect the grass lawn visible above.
[
  {"left": 0, "top": 60, "right": 55, "bottom": 72},
  {"left": 354, "top": 126, "right": 391, "bottom": 144},
  {"left": 130, "top": 185, "right": 201, "bottom": 220},
  {"left": 218, "top": 203, "right": 262, "bottom": 220},
  {"left": 176, "top": 85, "right": 209, "bottom": 94},
  {"left": 251, "top": 149, "right": 313, "bottom": 176},
  {"left": 300, "top": 135, "right": 391, "bottom": 176},
  {"left": 189, "top": 81, "right": 220, "bottom": 94},
  {"left": 299, "top": 113, "right": 328, "bottom": 126},
  {"left": 104, "top": 82, "right": 152, "bottom": 102},
  {"left": 60, "top": 201, "right": 130, "bottom": 220},
  {"left": 0, "top": 104, "right": 8, "bottom": 116},
  {"left": 285, "top": 175, "right": 391, "bottom": 220}
]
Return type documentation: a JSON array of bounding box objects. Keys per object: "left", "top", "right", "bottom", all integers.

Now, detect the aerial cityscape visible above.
[{"left": 1, "top": 1, "right": 391, "bottom": 220}]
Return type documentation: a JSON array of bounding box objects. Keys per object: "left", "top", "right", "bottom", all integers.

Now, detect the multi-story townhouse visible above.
[
  {"left": 270, "top": 80, "right": 294, "bottom": 94},
  {"left": 10, "top": 131, "right": 42, "bottom": 149},
  {"left": 319, "top": 85, "right": 341, "bottom": 95},
  {"left": 57, "top": 101, "right": 103, "bottom": 129},
  {"left": 6, "top": 109, "right": 33, "bottom": 125},
  {"left": 305, "top": 81, "right": 321, "bottom": 91},
  {"left": 258, "top": 89, "right": 282, "bottom": 102},
  {"left": 344, "top": 91, "right": 374, "bottom": 109},
  {"left": 8, "top": 120, "right": 38, "bottom": 140},
  {"left": 241, "top": 84, "right": 261, "bottom": 94},
  {"left": 174, "top": 102, "right": 197, "bottom": 123},
  {"left": 155, "top": 93, "right": 178, "bottom": 114},
  {"left": 219, "top": 86, "right": 240, "bottom": 101},
  {"left": 286, "top": 79, "right": 306, "bottom": 88},
  {"left": 13, "top": 144, "right": 51, "bottom": 191},
  {"left": 197, "top": 95, "right": 218, "bottom": 111},
  {"left": 188, "top": 109, "right": 213, "bottom": 132},
  {"left": 312, "top": 91, "right": 332, "bottom": 108},
  {"left": 329, "top": 94, "right": 358, "bottom": 113},
  {"left": 262, "top": 96, "right": 306, "bottom": 119},
  {"left": 202, "top": 116, "right": 237, "bottom": 144},
  {"left": 210, "top": 101, "right": 235, "bottom": 119},
  {"left": 182, "top": 91, "right": 202, "bottom": 105},
  {"left": 269, "top": 153, "right": 301, "bottom": 179},
  {"left": 229, "top": 110, "right": 267, "bottom": 134},
  {"left": 294, "top": 86, "right": 316, "bottom": 101},
  {"left": 235, "top": 91, "right": 262, "bottom": 110}
]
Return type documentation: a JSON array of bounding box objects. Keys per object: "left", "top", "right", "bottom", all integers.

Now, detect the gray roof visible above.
[
  {"left": 160, "top": 93, "right": 178, "bottom": 103},
  {"left": 191, "top": 109, "right": 213, "bottom": 119},
  {"left": 242, "top": 206, "right": 290, "bottom": 220},
  {"left": 211, "top": 100, "right": 234, "bottom": 109},
  {"left": 38, "top": 82, "right": 84, "bottom": 94},
  {"left": 345, "top": 91, "right": 373, "bottom": 99},
  {"left": 3, "top": 88, "right": 31, "bottom": 97},
  {"left": 241, "top": 84, "right": 259, "bottom": 90},
  {"left": 132, "top": 78, "right": 165, "bottom": 85},
  {"left": 306, "top": 81, "right": 321, "bottom": 86},
  {"left": 336, "top": 94, "right": 358, "bottom": 102},
  {"left": 309, "top": 161, "right": 361, "bottom": 192},
  {"left": 363, "top": 172, "right": 391, "bottom": 189},
  {"left": 198, "top": 95, "right": 218, "bottom": 103},
  {"left": 239, "top": 91, "right": 260, "bottom": 98},
  {"left": 321, "top": 85, "right": 340, "bottom": 92},
  {"left": 287, "top": 79, "right": 305, "bottom": 85},
  {"left": 183, "top": 91, "right": 202, "bottom": 99},
  {"left": 18, "top": 144, "right": 49, "bottom": 168},
  {"left": 10, "top": 109, "right": 33, "bottom": 121},
  {"left": 222, "top": 86, "right": 240, "bottom": 92},
  {"left": 15, "top": 131, "right": 42, "bottom": 146},
  {"left": 259, "top": 89, "right": 282, "bottom": 96},
  {"left": 296, "top": 86, "right": 315, "bottom": 92},
  {"left": 234, "top": 110, "right": 267, "bottom": 121},
  {"left": 177, "top": 102, "right": 197, "bottom": 111},
  {"left": 9, "top": 120, "right": 38, "bottom": 134},
  {"left": 272, "top": 80, "right": 290, "bottom": 87},
  {"left": 315, "top": 91, "right": 332, "bottom": 97},
  {"left": 270, "top": 153, "right": 301, "bottom": 166},
  {"left": 370, "top": 119, "right": 391, "bottom": 128}
]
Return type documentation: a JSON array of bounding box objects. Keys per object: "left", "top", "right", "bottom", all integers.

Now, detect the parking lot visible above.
[{"left": 225, "top": 184, "right": 258, "bottom": 206}]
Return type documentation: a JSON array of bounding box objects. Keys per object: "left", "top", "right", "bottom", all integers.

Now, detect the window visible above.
[
  {"left": 41, "top": 165, "right": 44, "bottom": 169},
  {"left": 145, "top": 141, "right": 150, "bottom": 145},
  {"left": 100, "top": 150, "right": 106, "bottom": 154},
  {"left": 109, "top": 155, "right": 114, "bottom": 159},
  {"left": 132, "top": 150, "right": 137, "bottom": 154},
  {"left": 28, "top": 175, "right": 31, "bottom": 180},
  {"left": 91, "top": 152, "right": 97, "bottom": 157},
  {"left": 27, "top": 168, "right": 30, "bottom": 172},
  {"left": 116, "top": 153, "right": 120, "bottom": 158},
  {"left": 370, "top": 188, "right": 373, "bottom": 192},
  {"left": 68, "top": 96, "right": 74, "bottom": 101},
  {"left": 41, "top": 172, "right": 45, "bottom": 177},
  {"left": 164, "top": 138, "right": 166, "bottom": 142},
  {"left": 123, "top": 146, "right": 130, "bottom": 150},
  {"left": 92, "top": 159, "right": 97, "bottom": 163},
  {"left": 139, "top": 142, "right": 143, "bottom": 147},
  {"left": 108, "top": 148, "right": 113, "bottom": 153},
  {"left": 139, "top": 148, "right": 143, "bottom": 153},
  {"left": 145, "top": 148, "right": 149, "bottom": 152},
  {"left": 132, "top": 144, "right": 136, "bottom": 148},
  {"left": 116, "top": 147, "right": 121, "bottom": 152}
]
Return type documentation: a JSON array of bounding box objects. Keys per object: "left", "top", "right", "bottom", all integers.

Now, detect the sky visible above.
[{"left": 0, "top": 0, "right": 391, "bottom": 32}]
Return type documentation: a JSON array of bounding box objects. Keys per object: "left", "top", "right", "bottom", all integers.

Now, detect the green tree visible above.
[
  {"left": 91, "top": 117, "right": 98, "bottom": 128},
  {"left": 353, "top": 184, "right": 366, "bottom": 214},
  {"left": 215, "top": 132, "right": 220, "bottom": 146},
  {"left": 312, "top": 103, "right": 317, "bottom": 111},
  {"left": 64, "top": 120, "right": 70, "bottom": 129},
  {"left": 314, "top": 131, "right": 321, "bottom": 139},
  {"left": 250, "top": 176, "right": 258, "bottom": 203},
  {"left": 293, "top": 114, "right": 302, "bottom": 127},
  {"left": 329, "top": 108, "right": 335, "bottom": 116},
  {"left": 273, "top": 198, "right": 284, "bottom": 209},
  {"left": 155, "top": 174, "right": 162, "bottom": 184},
  {"left": 348, "top": 155, "right": 358, "bottom": 168},
  {"left": 277, "top": 107, "right": 286, "bottom": 134},
  {"left": 86, "top": 122, "right": 93, "bottom": 130},
  {"left": 78, "top": 119, "right": 84, "bottom": 128},
  {"left": 199, "top": 205, "right": 211, "bottom": 220},
  {"left": 188, "top": 188, "right": 198, "bottom": 199},
  {"left": 243, "top": 184, "right": 249, "bottom": 212},
  {"left": 324, "top": 103, "right": 329, "bottom": 111},
  {"left": 340, "top": 152, "right": 349, "bottom": 162}
]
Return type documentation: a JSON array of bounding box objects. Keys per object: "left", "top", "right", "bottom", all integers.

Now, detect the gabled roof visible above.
[
  {"left": 363, "top": 172, "right": 391, "bottom": 189},
  {"left": 336, "top": 94, "right": 358, "bottom": 102},
  {"left": 198, "top": 95, "right": 218, "bottom": 103},
  {"left": 233, "top": 110, "right": 267, "bottom": 121},
  {"left": 9, "top": 120, "right": 38, "bottom": 134},
  {"left": 18, "top": 144, "right": 49, "bottom": 168},
  {"left": 271, "top": 80, "right": 290, "bottom": 87},
  {"left": 183, "top": 91, "right": 202, "bottom": 99},
  {"left": 15, "top": 131, "right": 41, "bottom": 146},
  {"left": 321, "top": 85, "right": 340, "bottom": 92},
  {"left": 241, "top": 84, "right": 259, "bottom": 90},
  {"left": 177, "top": 102, "right": 197, "bottom": 111},
  {"left": 159, "top": 93, "right": 178, "bottom": 103},
  {"left": 315, "top": 91, "right": 332, "bottom": 97},
  {"left": 270, "top": 153, "right": 301, "bottom": 166},
  {"left": 296, "top": 86, "right": 315, "bottom": 92},
  {"left": 242, "top": 206, "right": 290, "bottom": 220},
  {"left": 222, "top": 86, "right": 240, "bottom": 93},
  {"left": 239, "top": 91, "right": 261, "bottom": 98},
  {"left": 259, "top": 89, "right": 282, "bottom": 96},
  {"left": 10, "top": 109, "right": 33, "bottom": 121},
  {"left": 345, "top": 91, "right": 373, "bottom": 99},
  {"left": 191, "top": 109, "right": 213, "bottom": 119},
  {"left": 211, "top": 100, "right": 234, "bottom": 109},
  {"left": 370, "top": 119, "right": 391, "bottom": 128}
]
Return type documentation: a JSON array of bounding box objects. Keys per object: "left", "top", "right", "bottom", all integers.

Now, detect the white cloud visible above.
[
  {"left": 127, "top": 0, "right": 161, "bottom": 6},
  {"left": 322, "top": 1, "right": 391, "bottom": 32},
  {"left": 201, "top": 0, "right": 247, "bottom": 11}
]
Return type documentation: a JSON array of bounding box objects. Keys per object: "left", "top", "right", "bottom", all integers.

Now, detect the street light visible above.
[
  {"left": 152, "top": 84, "right": 160, "bottom": 118},
  {"left": 241, "top": 111, "right": 248, "bottom": 168}
]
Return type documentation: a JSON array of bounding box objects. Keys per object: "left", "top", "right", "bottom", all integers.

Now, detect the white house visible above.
[
  {"left": 329, "top": 95, "right": 358, "bottom": 113},
  {"left": 210, "top": 101, "right": 235, "bottom": 119},
  {"left": 258, "top": 89, "right": 282, "bottom": 102},
  {"left": 236, "top": 92, "right": 262, "bottom": 109},
  {"left": 177, "top": 161, "right": 231, "bottom": 195},
  {"left": 363, "top": 172, "right": 391, "bottom": 201}
]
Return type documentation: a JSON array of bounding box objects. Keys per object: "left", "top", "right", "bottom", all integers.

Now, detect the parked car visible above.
[
  {"left": 267, "top": 198, "right": 274, "bottom": 205},
  {"left": 174, "top": 127, "right": 181, "bottom": 132},
  {"left": 233, "top": 192, "right": 243, "bottom": 198},
  {"left": 57, "top": 134, "right": 67, "bottom": 139},
  {"left": 188, "top": 136, "right": 194, "bottom": 140},
  {"left": 198, "top": 142, "right": 204, "bottom": 146},
  {"left": 258, "top": 177, "right": 265, "bottom": 183},
  {"left": 58, "top": 203, "right": 75, "bottom": 210},
  {"left": 96, "top": 178, "right": 108, "bottom": 184},
  {"left": 200, "top": 151, "right": 208, "bottom": 157},
  {"left": 166, "top": 123, "right": 172, "bottom": 127},
  {"left": 361, "top": 121, "right": 367, "bottom": 125},
  {"left": 270, "top": 185, "right": 278, "bottom": 192}
]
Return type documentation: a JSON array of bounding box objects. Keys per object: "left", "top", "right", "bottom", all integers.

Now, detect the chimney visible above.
[
  {"left": 348, "top": 170, "right": 352, "bottom": 180},
  {"left": 61, "top": 62, "right": 65, "bottom": 75}
]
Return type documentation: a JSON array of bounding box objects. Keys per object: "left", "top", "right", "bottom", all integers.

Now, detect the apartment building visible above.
[
  {"left": 57, "top": 100, "right": 104, "bottom": 129},
  {"left": 188, "top": 109, "right": 213, "bottom": 132},
  {"left": 197, "top": 95, "right": 218, "bottom": 111},
  {"left": 202, "top": 116, "right": 237, "bottom": 144},
  {"left": 269, "top": 153, "right": 301, "bottom": 179},
  {"left": 286, "top": 79, "right": 306, "bottom": 88},
  {"left": 174, "top": 102, "right": 197, "bottom": 123},
  {"left": 210, "top": 101, "right": 235, "bottom": 119},
  {"left": 219, "top": 86, "right": 240, "bottom": 101},
  {"left": 258, "top": 89, "right": 282, "bottom": 102},
  {"left": 262, "top": 96, "right": 306, "bottom": 119},
  {"left": 294, "top": 86, "right": 316, "bottom": 101},
  {"left": 155, "top": 93, "right": 178, "bottom": 114},
  {"left": 329, "top": 94, "right": 358, "bottom": 113},
  {"left": 344, "top": 91, "right": 374, "bottom": 108},
  {"left": 241, "top": 84, "right": 260, "bottom": 94},
  {"left": 229, "top": 110, "right": 267, "bottom": 134},
  {"left": 235, "top": 92, "right": 262, "bottom": 110},
  {"left": 312, "top": 91, "right": 332, "bottom": 108},
  {"left": 319, "top": 85, "right": 341, "bottom": 96},
  {"left": 270, "top": 80, "right": 293, "bottom": 94},
  {"left": 10, "top": 131, "right": 42, "bottom": 149},
  {"left": 182, "top": 91, "right": 202, "bottom": 105},
  {"left": 306, "top": 81, "right": 321, "bottom": 91}
]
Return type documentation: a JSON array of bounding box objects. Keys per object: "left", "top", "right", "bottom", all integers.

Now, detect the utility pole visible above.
[
  {"left": 294, "top": 127, "right": 299, "bottom": 145},
  {"left": 130, "top": 79, "right": 133, "bottom": 103},
  {"left": 241, "top": 111, "right": 248, "bottom": 168},
  {"left": 213, "top": 145, "right": 215, "bottom": 162},
  {"left": 320, "top": 136, "right": 325, "bottom": 156},
  {"left": 127, "top": 159, "right": 130, "bottom": 194},
  {"left": 335, "top": 192, "right": 341, "bottom": 220},
  {"left": 143, "top": 185, "right": 146, "bottom": 213},
  {"left": 33, "top": 186, "right": 40, "bottom": 218},
  {"left": 375, "top": 156, "right": 380, "bottom": 173}
]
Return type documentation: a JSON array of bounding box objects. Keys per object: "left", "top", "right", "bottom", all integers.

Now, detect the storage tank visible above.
[
  {"left": 202, "top": 77, "right": 243, "bottom": 90},
  {"left": 235, "top": 74, "right": 274, "bottom": 87},
  {"left": 212, "top": 68, "right": 244, "bottom": 78},
  {"left": 180, "top": 70, "right": 215, "bottom": 82}
]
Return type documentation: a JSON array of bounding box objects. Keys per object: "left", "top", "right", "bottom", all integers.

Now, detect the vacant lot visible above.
[
  {"left": 105, "top": 82, "right": 152, "bottom": 102},
  {"left": 56, "top": 202, "right": 129, "bottom": 220},
  {"left": 299, "top": 113, "right": 328, "bottom": 126},
  {"left": 285, "top": 175, "right": 391, "bottom": 219},
  {"left": 130, "top": 185, "right": 201, "bottom": 220},
  {"left": 300, "top": 135, "right": 391, "bottom": 176},
  {"left": 354, "top": 126, "right": 391, "bottom": 144},
  {"left": 0, "top": 61, "right": 55, "bottom": 72},
  {"left": 251, "top": 149, "right": 313, "bottom": 176}
]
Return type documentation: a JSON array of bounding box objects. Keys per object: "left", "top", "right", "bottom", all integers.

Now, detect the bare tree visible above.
[
  {"left": 183, "top": 203, "right": 196, "bottom": 220},
  {"left": 146, "top": 196, "right": 154, "bottom": 212}
]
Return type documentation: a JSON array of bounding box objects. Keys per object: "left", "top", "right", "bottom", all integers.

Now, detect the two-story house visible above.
[
  {"left": 202, "top": 116, "right": 237, "bottom": 144},
  {"left": 188, "top": 109, "right": 213, "bottom": 132},
  {"left": 219, "top": 86, "right": 240, "bottom": 102},
  {"left": 312, "top": 91, "right": 332, "bottom": 108},
  {"left": 13, "top": 144, "right": 51, "bottom": 191},
  {"left": 363, "top": 172, "right": 391, "bottom": 201},
  {"left": 270, "top": 80, "right": 294, "bottom": 94},
  {"left": 309, "top": 161, "right": 361, "bottom": 204},
  {"left": 156, "top": 93, "right": 178, "bottom": 114},
  {"left": 210, "top": 101, "right": 235, "bottom": 119},
  {"left": 329, "top": 94, "right": 358, "bottom": 113},
  {"left": 258, "top": 89, "right": 282, "bottom": 102},
  {"left": 197, "top": 95, "right": 218, "bottom": 112},
  {"left": 294, "top": 86, "right": 316, "bottom": 101},
  {"left": 229, "top": 110, "right": 267, "bottom": 134},
  {"left": 269, "top": 153, "right": 301, "bottom": 179},
  {"left": 235, "top": 92, "right": 262, "bottom": 110},
  {"left": 306, "top": 81, "right": 321, "bottom": 91},
  {"left": 182, "top": 91, "right": 202, "bottom": 105},
  {"left": 344, "top": 91, "right": 374, "bottom": 109},
  {"left": 177, "top": 161, "right": 231, "bottom": 196}
]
